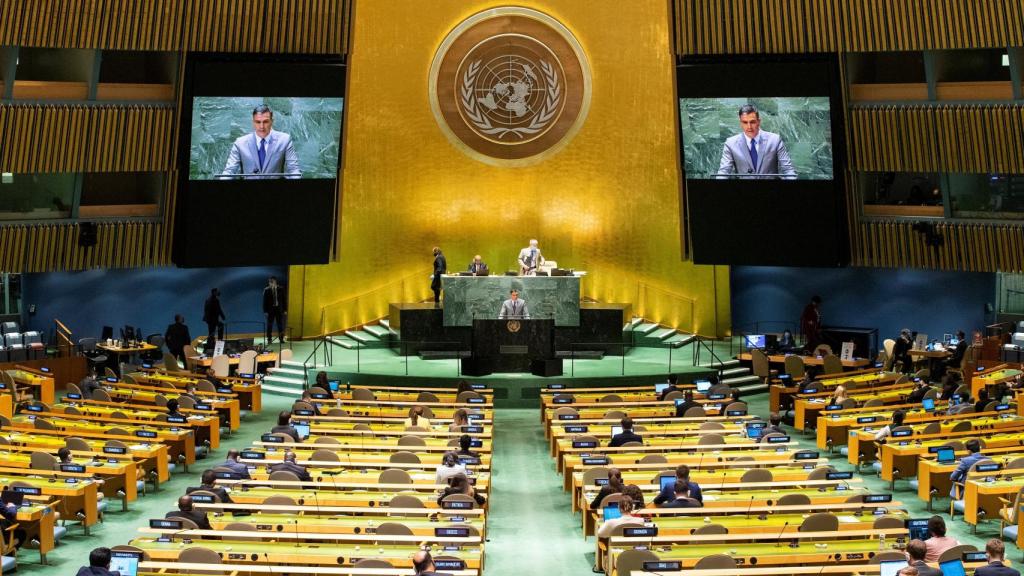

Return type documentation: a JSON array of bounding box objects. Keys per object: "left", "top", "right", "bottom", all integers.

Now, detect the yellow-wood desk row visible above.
[
  {"left": 7, "top": 415, "right": 196, "bottom": 464},
  {"left": 132, "top": 370, "right": 262, "bottom": 413},
  {"left": 813, "top": 401, "right": 992, "bottom": 450},
  {"left": 793, "top": 382, "right": 922, "bottom": 431},
  {"left": 0, "top": 366, "right": 56, "bottom": 407},
  {"left": 1, "top": 428, "right": 171, "bottom": 481},
  {"left": 769, "top": 368, "right": 899, "bottom": 413}
]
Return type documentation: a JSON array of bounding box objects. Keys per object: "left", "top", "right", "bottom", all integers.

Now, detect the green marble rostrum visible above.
[
  {"left": 441, "top": 275, "right": 581, "bottom": 327},
  {"left": 189, "top": 96, "right": 344, "bottom": 180},
  {"left": 679, "top": 96, "right": 833, "bottom": 180}
]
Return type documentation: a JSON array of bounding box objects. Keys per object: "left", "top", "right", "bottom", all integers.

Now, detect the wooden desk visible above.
[
  {"left": 188, "top": 351, "right": 278, "bottom": 370},
  {"left": 4, "top": 368, "right": 55, "bottom": 404},
  {"left": 139, "top": 562, "right": 478, "bottom": 576},
  {"left": 134, "top": 371, "right": 261, "bottom": 413},
  {"left": 769, "top": 368, "right": 894, "bottom": 413},
  {"left": 49, "top": 404, "right": 221, "bottom": 448},
  {"left": 0, "top": 473, "right": 100, "bottom": 533},
  {"left": 0, "top": 449, "right": 139, "bottom": 502},
  {"left": 874, "top": 426, "right": 1024, "bottom": 481},
  {"left": 9, "top": 414, "right": 197, "bottom": 463},
  {"left": 207, "top": 510, "right": 487, "bottom": 537},
  {"left": 794, "top": 382, "right": 915, "bottom": 431},
  {"left": 737, "top": 353, "right": 871, "bottom": 369},
  {"left": 2, "top": 428, "right": 171, "bottom": 481},
  {"left": 971, "top": 364, "right": 1022, "bottom": 399}
]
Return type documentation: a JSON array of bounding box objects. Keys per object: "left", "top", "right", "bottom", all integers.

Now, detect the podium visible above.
[{"left": 462, "top": 318, "right": 559, "bottom": 375}]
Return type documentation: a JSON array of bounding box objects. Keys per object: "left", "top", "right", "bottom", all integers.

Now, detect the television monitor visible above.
[
  {"left": 109, "top": 551, "right": 141, "bottom": 576},
  {"left": 603, "top": 505, "right": 621, "bottom": 521},
  {"left": 935, "top": 447, "right": 956, "bottom": 464},
  {"left": 922, "top": 397, "right": 935, "bottom": 412},
  {"left": 744, "top": 334, "right": 766, "bottom": 349},
  {"left": 695, "top": 380, "right": 711, "bottom": 392},
  {"left": 939, "top": 559, "right": 966, "bottom": 576},
  {"left": 655, "top": 383, "right": 669, "bottom": 394},
  {"left": 879, "top": 560, "right": 907, "bottom": 576},
  {"left": 906, "top": 518, "right": 930, "bottom": 541},
  {"left": 174, "top": 53, "right": 346, "bottom": 267},
  {"left": 678, "top": 54, "right": 848, "bottom": 266}
]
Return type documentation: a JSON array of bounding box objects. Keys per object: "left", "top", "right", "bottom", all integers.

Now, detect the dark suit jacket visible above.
[
  {"left": 187, "top": 484, "right": 233, "bottom": 504},
  {"left": 609, "top": 431, "right": 643, "bottom": 447},
  {"left": 218, "top": 459, "right": 250, "bottom": 479},
  {"left": 263, "top": 285, "right": 286, "bottom": 313},
  {"left": 432, "top": 254, "right": 447, "bottom": 290},
  {"left": 674, "top": 400, "right": 702, "bottom": 417},
  {"left": 975, "top": 562, "right": 1021, "bottom": 576},
  {"left": 468, "top": 262, "right": 488, "bottom": 275},
  {"left": 203, "top": 295, "right": 225, "bottom": 323},
  {"left": 657, "top": 385, "right": 681, "bottom": 401},
  {"left": 271, "top": 425, "right": 301, "bottom": 442},
  {"left": 910, "top": 560, "right": 943, "bottom": 576},
  {"left": 167, "top": 509, "right": 211, "bottom": 530},
  {"left": 661, "top": 496, "right": 703, "bottom": 508},
  {"left": 164, "top": 322, "right": 191, "bottom": 354},
  {"left": 948, "top": 340, "right": 968, "bottom": 366},
  {"left": 269, "top": 461, "right": 311, "bottom": 482}
]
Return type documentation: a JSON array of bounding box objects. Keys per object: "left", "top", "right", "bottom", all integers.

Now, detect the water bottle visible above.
[{"left": 879, "top": 533, "right": 886, "bottom": 551}]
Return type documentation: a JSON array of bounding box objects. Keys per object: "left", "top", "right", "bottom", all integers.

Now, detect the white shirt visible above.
[
  {"left": 597, "top": 513, "right": 643, "bottom": 538},
  {"left": 436, "top": 463, "right": 468, "bottom": 485}
]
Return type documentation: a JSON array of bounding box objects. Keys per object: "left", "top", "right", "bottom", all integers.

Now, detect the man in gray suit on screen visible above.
[
  {"left": 498, "top": 289, "right": 530, "bottom": 319},
  {"left": 222, "top": 104, "right": 301, "bottom": 179},
  {"left": 717, "top": 104, "right": 796, "bottom": 180}
]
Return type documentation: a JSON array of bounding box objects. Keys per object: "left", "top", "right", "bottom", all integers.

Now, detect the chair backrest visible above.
[
  {"left": 223, "top": 522, "right": 260, "bottom": 541},
  {"left": 750, "top": 348, "right": 770, "bottom": 378},
  {"left": 178, "top": 395, "right": 196, "bottom": 409},
  {"left": 163, "top": 352, "right": 182, "bottom": 372},
  {"left": 110, "top": 411, "right": 129, "bottom": 420},
  {"left": 292, "top": 400, "right": 315, "bottom": 413},
  {"left": 352, "top": 388, "right": 375, "bottom": 401},
  {"left": 314, "top": 436, "right": 341, "bottom": 445},
  {"left": 166, "top": 516, "right": 200, "bottom": 530},
  {"left": 621, "top": 441, "right": 642, "bottom": 447},
  {"left": 310, "top": 449, "right": 340, "bottom": 462},
  {"left": 210, "top": 355, "right": 230, "bottom": 377},
  {"left": 638, "top": 454, "right": 668, "bottom": 464},
  {"left": 179, "top": 547, "right": 222, "bottom": 565},
  {"left": 683, "top": 406, "right": 706, "bottom": 417},
  {"left": 92, "top": 388, "right": 112, "bottom": 402},
  {"left": 871, "top": 551, "right": 910, "bottom": 564},
  {"left": 694, "top": 554, "right": 737, "bottom": 570},
  {"left": 263, "top": 495, "right": 296, "bottom": 506},
  {"left": 950, "top": 421, "right": 972, "bottom": 433},
  {"left": 65, "top": 437, "right": 91, "bottom": 451},
  {"left": 237, "top": 350, "right": 258, "bottom": 375},
  {"left": 421, "top": 406, "right": 435, "bottom": 418},
  {"left": 388, "top": 494, "right": 424, "bottom": 508},
  {"left": 34, "top": 418, "right": 56, "bottom": 430},
  {"left": 922, "top": 422, "right": 941, "bottom": 435},
  {"left": 615, "top": 549, "right": 660, "bottom": 576},
  {"left": 822, "top": 354, "right": 843, "bottom": 374},
  {"left": 1007, "top": 485, "right": 1024, "bottom": 524},
  {"left": 457, "top": 391, "right": 482, "bottom": 403},
  {"left": 694, "top": 523, "right": 729, "bottom": 535},
  {"left": 862, "top": 398, "right": 883, "bottom": 408},
  {"left": 724, "top": 401, "right": 747, "bottom": 413},
  {"left": 30, "top": 451, "right": 59, "bottom": 471},
  {"left": 777, "top": 493, "right": 812, "bottom": 506},
  {"left": 698, "top": 421, "right": 724, "bottom": 430},
  {"left": 806, "top": 466, "right": 836, "bottom": 481},
  {"left": 196, "top": 379, "right": 216, "bottom": 393},
  {"left": 600, "top": 393, "right": 623, "bottom": 403},
  {"left": 873, "top": 515, "right": 905, "bottom": 529},
  {"left": 65, "top": 382, "right": 83, "bottom": 396},
  {"left": 582, "top": 467, "right": 610, "bottom": 486},
  {"left": 268, "top": 470, "right": 300, "bottom": 481},
  {"left": 353, "top": 559, "right": 393, "bottom": 569},
  {"left": 378, "top": 468, "right": 412, "bottom": 484},
  {"left": 799, "top": 512, "right": 839, "bottom": 532},
  {"left": 784, "top": 355, "right": 806, "bottom": 378},
  {"left": 375, "top": 522, "right": 413, "bottom": 536},
  {"left": 327, "top": 408, "right": 348, "bottom": 417},
  {"left": 416, "top": 391, "right": 439, "bottom": 403},
  {"left": 937, "top": 545, "right": 977, "bottom": 564},
  {"left": 553, "top": 406, "right": 579, "bottom": 419},
  {"left": 664, "top": 390, "right": 684, "bottom": 401},
  {"left": 64, "top": 406, "right": 82, "bottom": 416},
  {"left": 740, "top": 468, "right": 773, "bottom": 483},
  {"left": 398, "top": 435, "right": 426, "bottom": 447},
  {"left": 840, "top": 398, "right": 858, "bottom": 409},
  {"left": 603, "top": 409, "right": 626, "bottom": 420},
  {"left": 441, "top": 493, "right": 475, "bottom": 507},
  {"left": 697, "top": 433, "right": 725, "bottom": 446},
  {"left": 389, "top": 451, "right": 421, "bottom": 464}
]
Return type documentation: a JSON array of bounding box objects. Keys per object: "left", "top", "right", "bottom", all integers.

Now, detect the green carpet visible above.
[{"left": 10, "top": 389, "right": 1021, "bottom": 575}]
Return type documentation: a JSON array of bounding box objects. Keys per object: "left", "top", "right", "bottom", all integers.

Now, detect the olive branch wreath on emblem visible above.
[{"left": 460, "top": 59, "right": 561, "bottom": 139}]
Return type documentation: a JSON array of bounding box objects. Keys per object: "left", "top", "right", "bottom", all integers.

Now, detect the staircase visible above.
[
  {"left": 262, "top": 359, "right": 311, "bottom": 397},
  {"left": 700, "top": 357, "right": 765, "bottom": 395},
  {"left": 624, "top": 318, "right": 698, "bottom": 348},
  {"left": 326, "top": 319, "right": 393, "bottom": 351}
]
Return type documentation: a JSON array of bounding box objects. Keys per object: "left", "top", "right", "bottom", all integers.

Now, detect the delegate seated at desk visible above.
[
  {"left": 498, "top": 289, "right": 529, "bottom": 319},
  {"left": 468, "top": 255, "right": 489, "bottom": 276}
]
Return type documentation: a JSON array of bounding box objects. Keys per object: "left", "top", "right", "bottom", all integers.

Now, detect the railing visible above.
[
  {"left": 329, "top": 338, "right": 469, "bottom": 377},
  {"left": 635, "top": 282, "right": 697, "bottom": 335},
  {"left": 54, "top": 318, "right": 74, "bottom": 357},
  {"left": 319, "top": 270, "right": 430, "bottom": 337},
  {"left": 302, "top": 334, "right": 333, "bottom": 386}
]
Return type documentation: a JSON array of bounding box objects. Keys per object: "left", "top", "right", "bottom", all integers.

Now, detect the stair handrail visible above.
[
  {"left": 687, "top": 334, "right": 726, "bottom": 380},
  {"left": 301, "top": 334, "right": 332, "bottom": 387},
  {"left": 635, "top": 282, "right": 697, "bottom": 335},
  {"left": 54, "top": 318, "right": 74, "bottom": 357},
  {"left": 318, "top": 269, "right": 430, "bottom": 337}
]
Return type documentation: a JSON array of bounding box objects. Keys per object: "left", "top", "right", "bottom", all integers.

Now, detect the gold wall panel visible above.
[
  {"left": 0, "top": 221, "right": 166, "bottom": 272},
  {"left": 292, "top": 0, "right": 730, "bottom": 338},
  {"left": 853, "top": 220, "right": 1024, "bottom": 273},
  {"left": 0, "top": 0, "right": 352, "bottom": 53},
  {"left": 0, "top": 104, "right": 175, "bottom": 173},
  {"left": 674, "top": 0, "right": 1024, "bottom": 56}
]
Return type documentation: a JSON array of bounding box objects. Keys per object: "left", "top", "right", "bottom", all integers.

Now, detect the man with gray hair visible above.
[
  {"left": 222, "top": 104, "right": 300, "bottom": 179},
  {"left": 517, "top": 239, "right": 544, "bottom": 276},
  {"left": 717, "top": 103, "right": 795, "bottom": 179}
]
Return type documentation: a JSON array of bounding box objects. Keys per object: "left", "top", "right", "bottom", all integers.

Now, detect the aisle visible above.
[{"left": 485, "top": 408, "right": 592, "bottom": 576}]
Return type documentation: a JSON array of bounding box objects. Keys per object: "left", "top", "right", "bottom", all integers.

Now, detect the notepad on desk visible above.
[{"left": 837, "top": 515, "right": 859, "bottom": 523}]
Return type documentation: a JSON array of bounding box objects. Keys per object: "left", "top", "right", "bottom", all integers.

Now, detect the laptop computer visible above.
[
  {"left": 746, "top": 422, "right": 766, "bottom": 440},
  {"left": 293, "top": 422, "right": 310, "bottom": 441},
  {"left": 906, "top": 518, "right": 930, "bottom": 540},
  {"left": 922, "top": 397, "right": 935, "bottom": 412},
  {"left": 654, "top": 383, "right": 669, "bottom": 395},
  {"left": 935, "top": 447, "right": 956, "bottom": 464},
  {"left": 939, "top": 559, "right": 966, "bottom": 576},
  {"left": 602, "top": 505, "right": 621, "bottom": 521},
  {"left": 659, "top": 475, "right": 675, "bottom": 492},
  {"left": 694, "top": 380, "right": 711, "bottom": 393},
  {"left": 109, "top": 550, "right": 141, "bottom": 576},
  {"left": 610, "top": 426, "right": 623, "bottom": 437},
  {"left": 879, "top": 560, "right": 906, "bottom": 576}
]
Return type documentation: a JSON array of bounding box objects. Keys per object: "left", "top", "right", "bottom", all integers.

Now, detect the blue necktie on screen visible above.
[
  {"left": 749, "top": 138, "right": 758, "bottom": 172},
  {"left": 258, "top": 138, "right": 267, "bottom": 172}
]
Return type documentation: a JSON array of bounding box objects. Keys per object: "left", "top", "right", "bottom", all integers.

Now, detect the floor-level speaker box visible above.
[
  {"left": 461, "top": 357, "right": 493, "bottom": 377},
  {"left": 531, "top": 358, "right": 563, "bottom": 377}
]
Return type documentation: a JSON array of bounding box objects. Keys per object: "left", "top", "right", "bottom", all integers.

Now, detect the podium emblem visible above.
[
  {"left": 506, "top": 320, "right": 521, "bottom": 333},
  {"left": 429, "top": 7, "right": 591, "bottom": 166}
]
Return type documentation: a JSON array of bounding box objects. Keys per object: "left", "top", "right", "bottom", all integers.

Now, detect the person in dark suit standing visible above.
[
  {"left": 166, "top": 495, "right": 211, "bottom": 529},
  {"left": 432, "top": 247, "right": 446, "bottom": 304},
  {"left": 262, "top": 276, "right": 286, "bottom": 344},
  {"left": 164, "top": 314, "right": 191, "bottom": 363},
  {"left": 975, "top": 539, "right": 1020, "bottom": 576},
  {"left": 202, "top": 288, "right": 226, "bottom": 347},
  {"left": 799, "top": 295, "right": 822, "bottom": 351}
]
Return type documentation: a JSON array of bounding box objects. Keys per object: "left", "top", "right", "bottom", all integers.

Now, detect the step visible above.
[
  {"left": 363, "top": 324, "right": 390, "bottom": 339},
  {"left": 649, "top": 328, "right": 678, "bottom": 341},
  {"left": 720, "top": 367, "right": 750, "bottom": 378},
  {"left": 419, "top": 350, "right": 472, "bottom": 360},
  {"left": 281, "top": 359, "right": 307, "bottom": 368},
  {"left": 261, "top": 383, "right": 305, "bottom": 397},
  {"left": 703, "top": 358, "right": 740, "bottom": 369},
  {"left": 344, "top": 330, "right": 386, "bottom": 348},
  {"left": 634, "top": 323, "right": 660, "bottom": 336},
  {"left": 268, "top": 366, "right": 305, "bottom": 376},
  {"left": 555, "top": 350, "right": 605, "bottom": 360},
  {"left": 664, "top": 333, "right": 697, "bottom": 347},
  {"left": 735, "top": 382, "right": 769, "bottom": 395},
  {"left": 378, "top": 319, "right": 390, "bottom": 329},
  {"left": 721, "top": 374, "right": 761, "bottom": 388},
  {"left": 328, "top": 336, "right": 357, "bottom": 350},
  {"left": 263, "top": 374, "right": 306, "bottom": 387}
]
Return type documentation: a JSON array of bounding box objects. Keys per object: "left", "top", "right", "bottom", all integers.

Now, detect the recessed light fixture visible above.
[
  {"left": 1002, "top": 54, "right": 1010, "bottom": 67},
  {"left": 1, "top": 173, "right": 13, "bottom": 184}
]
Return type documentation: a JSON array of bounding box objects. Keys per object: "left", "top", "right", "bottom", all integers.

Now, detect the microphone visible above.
[
  {"left": 773, "top": 521, "right": 790, "bottom": 547},
  {"left": 747, "top": 168, "right": 754, "bottom": 174},
  {"left": 262, "top": 552, "right": 275, "bottom": 576},
  {"left": 293, "top": 518, "right": 300, "bottom": 547},
  {"left": 744, "top": 495, "right": 755, "bottom": 519}
]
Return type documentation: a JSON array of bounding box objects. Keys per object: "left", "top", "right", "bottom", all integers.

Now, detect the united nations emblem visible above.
[
  {"left": 429, "top": 7, "right": 592, "bottom": 166},
  {"left": 506, "top": 320, "right": 521, "bottom": 333}
]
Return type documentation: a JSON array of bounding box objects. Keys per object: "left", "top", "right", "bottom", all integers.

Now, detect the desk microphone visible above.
[
  {"left": 773, "top": 521, "right": 790, "bottom": 547},
  {"left": 744, "top": 495, "right": 755, "bottom": 519},
  {"left": 293, "top": 518, "right": 300, "bottom": 547},
  {"left": 262, "top": 552, "right": 275, "bottom": 576},
  {"left": 747, "top": 169, "right": 754, "bottom": 174}
]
